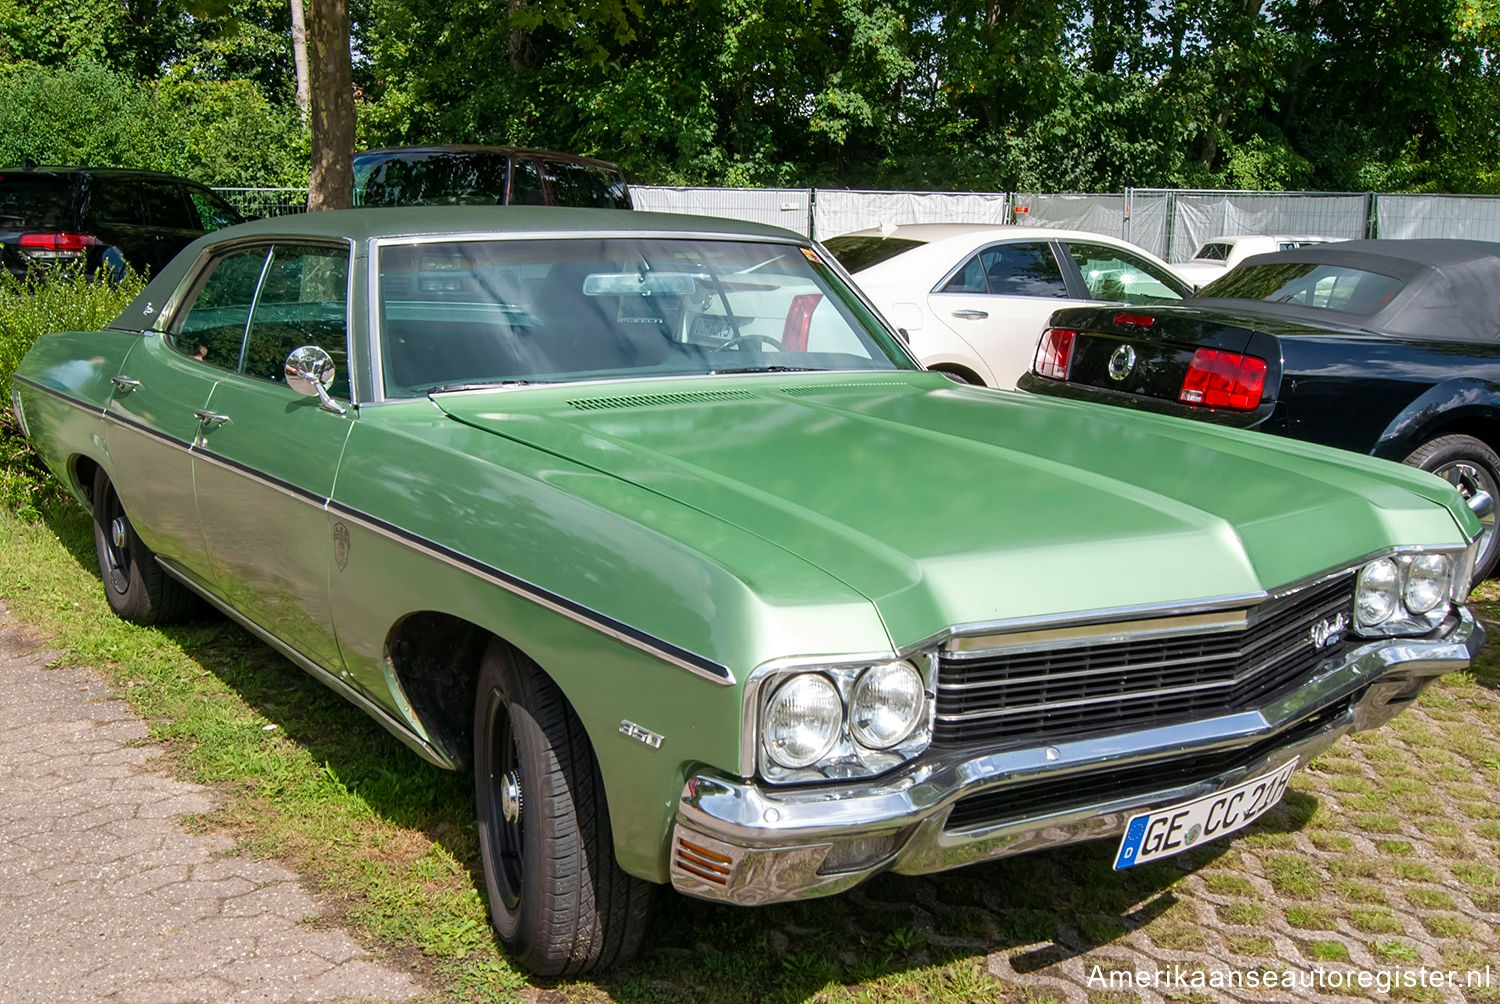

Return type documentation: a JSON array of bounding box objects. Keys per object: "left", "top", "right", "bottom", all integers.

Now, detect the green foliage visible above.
[
  {"left": 0, "top": 269, "right": 143, "bottom": 518},
  {"left": 0, "top": 61, "right": 307, "bottom": 187}
]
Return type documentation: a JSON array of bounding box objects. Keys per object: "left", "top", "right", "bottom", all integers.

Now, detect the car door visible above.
[
  {"left": 190, "top": 241, "right": 356, "bottom": 673},
  {"left": 926, "top": 240, "right": 1083, "bottom": 388},
  {"left": 102, "top": 246, "right": 274, "bottom": 583},
  {"left": 139, "top": 179, "right": 208, "bottom": 265}
]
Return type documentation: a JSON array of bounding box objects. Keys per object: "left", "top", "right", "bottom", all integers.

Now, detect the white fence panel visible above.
[
  {"left": 1124, "top": 191, "right": 1172, "bottom": 259},
  {"left": 1010, "top": 193, "right": 1127, "bottom": 240},
  {"left": 631, "top": 186, "right": 812, "bottom": 235},
  {"left": 811, "top": 190, "right": 1009, "bottom": 241},
  {"left": 1376, "top": 195, "right": 1500, "bottom": 241},
  {"left": 1165, "top": 192, "right": 1368, "bottom": 262}
]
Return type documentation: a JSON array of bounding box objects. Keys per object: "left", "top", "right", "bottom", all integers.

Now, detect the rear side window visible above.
[
  {"left": 139, "top": 182, "right": 198, "bottom": 230},
  {"left": 0, "top": 175, "right": 73, "bottom": 229},
  {"left": 170, "top": 247, "right": 270, "bottom": 368},
  {"left": 540, "top": 159, "right": 630, "bottom": 209},
  {"left": 89, "top": 179, "right": 144, "bottom": 225},
  {"left": 510, "top": 158, "right": 545, "bottom": 205},
  {"left": 1067, "top": 242, "right": 1185, "bottom": 305},
  {"left": 1193, "top": 243, "right": 1232, "bottom": 261},
  {"left": 1200, "top": 263, "right": 1405, "bottom": 314},
  {"left": 187, "top": 188, "right": 243, "bottom": 231},
  {"left": 822, "top": 236, "right": 926, "bottom": 273},
  {"left": 940, "top": 242, "right": 1068, "bottom": 297}
]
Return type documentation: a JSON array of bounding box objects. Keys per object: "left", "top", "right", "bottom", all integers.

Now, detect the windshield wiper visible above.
[
  {"left": 425, "top": 379, "right": 537, "bottom": 394},
  {"left": 709, "top": 365, "right": 824, "bottom": 374}
]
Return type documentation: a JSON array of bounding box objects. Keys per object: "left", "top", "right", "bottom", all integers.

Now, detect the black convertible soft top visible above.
[{"left": 1190, "top": 238, "right": 1500, "bottom": 343}]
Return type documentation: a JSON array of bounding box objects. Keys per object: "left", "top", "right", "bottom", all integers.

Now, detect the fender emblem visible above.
[
  {"left": 332, "top": 521, "right": 350, "bottom": 571},
  {"left": 619, "top": 720, "right": 664, "bottom": 749},
  {"left": 1309, "top": 612, "right": 1348, "bottom": 650}
]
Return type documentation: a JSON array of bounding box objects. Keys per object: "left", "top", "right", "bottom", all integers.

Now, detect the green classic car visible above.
[{"left": 9, "top": 207, "right": 1485, "bottom": 974}]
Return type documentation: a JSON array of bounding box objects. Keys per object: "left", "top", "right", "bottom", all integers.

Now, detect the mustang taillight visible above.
[
  {"left": 1033, "top": 328, "right": 1076, "bottom": 380},
  {"left": 1178, "top": 348, "right": 1267, "bottom": 410},
  {"left": 17, "top": 232, "right": 97, "bottom": 260}
]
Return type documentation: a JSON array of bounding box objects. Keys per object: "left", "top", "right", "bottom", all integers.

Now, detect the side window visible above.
[
  {"left": 541, "top": 160, "right": 627, "bottom": 208},
  {"left": 939, "top": 254, "right": 988, "bottom": 293},
  {"left": 186, "top": 188, "right": 242, "bottom": 231},
  {"left": 169, "top": 247, "right": 271, "bottom": 369},
  {"left": 89, "top": 179, "right": 143, "bottom": 225},
  {"left": 510, "top": 158, "right": 545, "bottom": 205},
  {"left": 139, "top": 182, "right": 198, "bottom": 230},
  {"left": 977, "top": 242, "right": 1069, "bottom": 298},
  {"left": 242, "top": 244, "right": 350, "bottom": 398},
  {"left": 1067, "top": 242, "right": 1185, "bottom": 305}
]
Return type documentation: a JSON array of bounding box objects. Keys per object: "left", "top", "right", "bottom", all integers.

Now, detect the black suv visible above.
[
  {"left": 0, "top": 166, "right": 245, "bottom": 280},
  {"left": 352, "top": 147, "right": 632, "bottom": 210}
]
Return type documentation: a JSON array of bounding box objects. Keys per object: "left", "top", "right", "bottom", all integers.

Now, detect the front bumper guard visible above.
[{"left": 670, "top": 609, "right": 1483, "bottom": 906}]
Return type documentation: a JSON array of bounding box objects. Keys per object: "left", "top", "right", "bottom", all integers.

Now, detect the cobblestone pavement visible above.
[{"left": 0, "top": 602, "right": 423, "bottom": 1003}]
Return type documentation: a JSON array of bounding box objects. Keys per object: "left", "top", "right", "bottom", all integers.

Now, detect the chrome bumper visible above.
[{"left": 670, "top": 609, "right": 1483, "bottom": 905}]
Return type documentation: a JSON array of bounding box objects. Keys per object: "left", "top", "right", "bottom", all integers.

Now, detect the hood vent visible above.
[
  {"left": 781, "top": 381, "right": 912, "bottom": 396},
  {"left": 567, "top": 389, "right": 754, "bottom": 411}
]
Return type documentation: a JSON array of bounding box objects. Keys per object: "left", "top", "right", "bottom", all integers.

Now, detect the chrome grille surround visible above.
[{"left": 933, "top": 574, "right": 1357, "bottom": 749}]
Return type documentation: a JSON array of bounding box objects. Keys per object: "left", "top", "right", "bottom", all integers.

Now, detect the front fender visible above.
[{"left": 1371, "top": 378, "right": 1500, "bottom": 462}]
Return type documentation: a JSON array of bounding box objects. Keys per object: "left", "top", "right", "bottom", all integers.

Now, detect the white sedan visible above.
[
  {"left": 824, "top": 224, "right": 1190, "bottom": 388},
  {"left": 1174, "top": 234, "right": 1335, "bottom": 287}
]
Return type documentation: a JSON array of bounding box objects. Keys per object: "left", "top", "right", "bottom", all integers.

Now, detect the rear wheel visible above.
[
  {"left": 1404, "top": 434, "right": 1500, "bottom": 583},
  {"left": 473, "top": 641, "right": 652, "bottom": 974},
  {"left": 90, "top": 468, "right": 196, "bottom": 624}
]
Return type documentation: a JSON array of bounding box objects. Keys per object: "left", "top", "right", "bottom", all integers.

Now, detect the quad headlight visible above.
[
  {"left": 1354, "top": 551, "right": 1460, "bottom": 637},
  {"left": 757, "top": 658, "right": 932, "bottom": 782}
]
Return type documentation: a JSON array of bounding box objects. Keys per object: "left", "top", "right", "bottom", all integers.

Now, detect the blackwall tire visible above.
[
  {"left": 472, "top": 641, "right": 653, "bottom": 975},
  {"left": 90, "top": 468, "right": 196, "bottom": 624},
  {"left": 1404, "top": 434, "right": 1500, "bottom": 584}
]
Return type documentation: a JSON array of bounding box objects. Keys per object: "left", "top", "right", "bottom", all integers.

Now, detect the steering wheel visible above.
[{"left": 718, "top": 333, "right": 784, "bottom": 352}]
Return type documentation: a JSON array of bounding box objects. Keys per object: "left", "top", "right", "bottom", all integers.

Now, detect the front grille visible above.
[
  {"left": 944, "top": 697, "right": 1350, "bottom": 832},
  {"left": 934, "top": 575, "right": 1354, "bottom": 750}
]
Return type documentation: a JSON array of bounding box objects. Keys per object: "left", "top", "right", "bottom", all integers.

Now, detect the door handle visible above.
[
  {"left": 951, "top": 309, "right": 989, "bottom": 320},
  {"left": 193, "top": 409, "right": 229, "bottom": 426},
  {"left": 110, "top": 376, "right": 141, "bottom": 392}
]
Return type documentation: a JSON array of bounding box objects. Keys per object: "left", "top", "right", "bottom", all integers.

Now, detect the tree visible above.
[{"left": 306, "top": 0, "right": 354, "bottom": 210}]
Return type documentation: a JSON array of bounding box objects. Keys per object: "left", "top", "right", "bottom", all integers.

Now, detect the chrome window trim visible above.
[{"left": 158, "top": 236, "right": 360, "bottom": 406}]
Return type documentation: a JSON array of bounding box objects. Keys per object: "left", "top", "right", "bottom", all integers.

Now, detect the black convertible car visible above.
[{"left": 1019, "top": 239, "right": 1500, "bottom": 580}]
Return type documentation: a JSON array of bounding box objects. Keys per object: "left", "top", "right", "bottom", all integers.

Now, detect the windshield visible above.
[
  {"left": 1199, "top": 262, "right": 1405, "bottom": 315},
  {"left": 822, "top": 235, "right": 926, "bottom": 272},
  {"left": 377, "top": 237, "right": 917, "bottom": 397}
]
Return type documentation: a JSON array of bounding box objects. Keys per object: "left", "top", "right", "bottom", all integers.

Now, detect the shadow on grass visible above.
[
  {"left": 37, "top": 498, "right": 1327, "bottom": 1002},
  {"left": 39, "top": 500, "right": 477, "bottom": 868},
  {"left": 1463, "top": 586, "right": 1500, "bottom": 690},
  {"left": 592, "top": 790, "right": 1320, "bottom": 1003}
]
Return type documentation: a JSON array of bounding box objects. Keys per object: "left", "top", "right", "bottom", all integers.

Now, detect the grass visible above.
[{"left": 2, "top": 273, "right": 1498, "bottom": 1001}]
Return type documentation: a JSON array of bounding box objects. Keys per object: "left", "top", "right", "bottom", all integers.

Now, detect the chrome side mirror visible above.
[{"left": 285, "top": 345, "right": 346, "bottom": 415}]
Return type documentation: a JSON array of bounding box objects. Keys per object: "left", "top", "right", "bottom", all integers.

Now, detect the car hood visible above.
[{"left": 432, "top": 372, "right": 1472, "bottom": 647}]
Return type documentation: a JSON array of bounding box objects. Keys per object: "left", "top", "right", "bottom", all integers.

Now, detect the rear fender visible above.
[{"left": 1372, "top": 378, "right": 1500, "bottom": 461}]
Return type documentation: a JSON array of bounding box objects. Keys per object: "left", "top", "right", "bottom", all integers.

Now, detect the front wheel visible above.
[
  {"left": 473, "top": 642, "right": 652, "bottom": 975},
  {"left": 1404, "top": 434, "right": 1500, "bottom": 584}
]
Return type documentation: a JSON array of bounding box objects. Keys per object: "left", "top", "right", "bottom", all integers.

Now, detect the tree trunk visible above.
[
  {"left": 290, "top": 0, "right": 311, "bottom": 122},
  {"left": 307, "top": 0, "right": 354, "bottom": 211}
]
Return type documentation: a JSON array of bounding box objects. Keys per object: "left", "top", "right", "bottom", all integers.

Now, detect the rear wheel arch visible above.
[
  {"left": 927, "top": 362, "right": 988, "bottom": 386},
  {"left": 69, "top": 455, "right": 102, "bottom": 508}
]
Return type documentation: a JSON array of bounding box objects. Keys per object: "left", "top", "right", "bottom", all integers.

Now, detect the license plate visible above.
[{"left": 1113, "top": 757, "right": 1298, "bottom": 869}]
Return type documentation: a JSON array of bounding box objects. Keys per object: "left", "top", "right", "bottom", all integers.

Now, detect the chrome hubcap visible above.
[
  {"left": 500, "top": 769, "right": 523, "bottom": 825},
  {"left": 110, "top": 516, "right": 128, "bottom": 550},
  {"left": 1436, "top": 460, "right": 1499, "bottom": 572}
]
